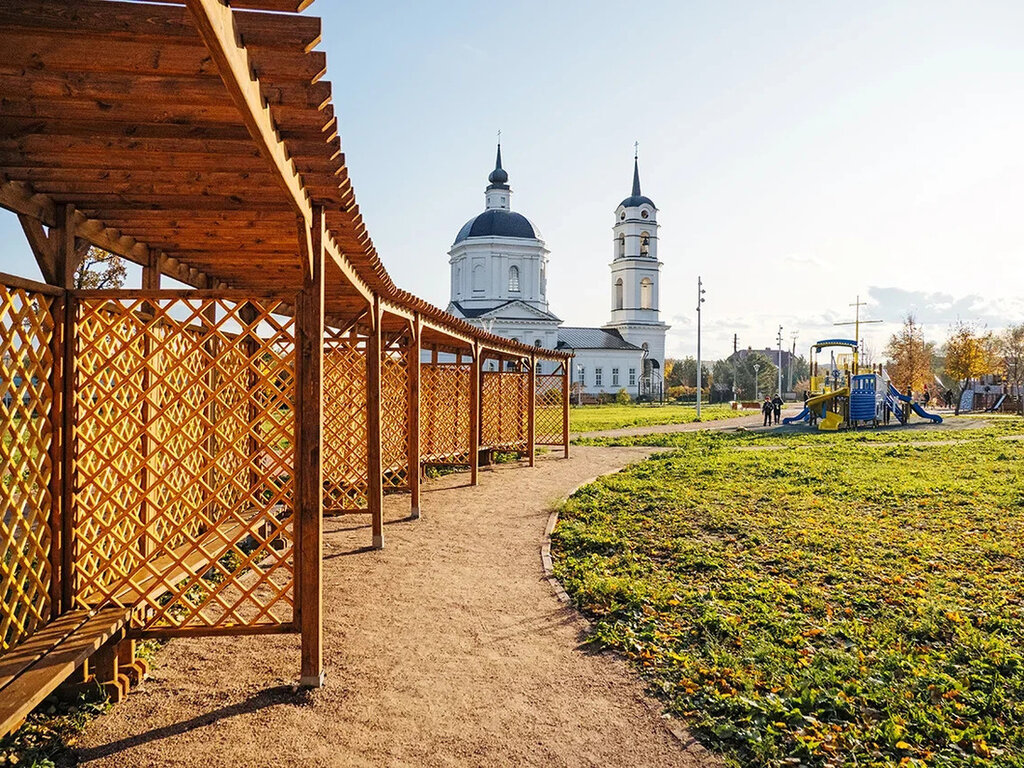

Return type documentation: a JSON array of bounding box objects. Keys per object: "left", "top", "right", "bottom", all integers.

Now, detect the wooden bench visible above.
[{"left": 0, "top": 606, "right": 132, "bottom": 739}]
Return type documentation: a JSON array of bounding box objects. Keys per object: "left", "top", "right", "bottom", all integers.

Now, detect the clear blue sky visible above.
[{"left": 2, "top": 0, "right": 1021, "bottom": 360}]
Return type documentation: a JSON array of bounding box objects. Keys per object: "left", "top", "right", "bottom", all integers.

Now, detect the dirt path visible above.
[
  {"left": 76, "top": 448, "right": 718, "bottom": 768},
  {"left": 573, "top": 410, "right": 765, "bottom": 439}
]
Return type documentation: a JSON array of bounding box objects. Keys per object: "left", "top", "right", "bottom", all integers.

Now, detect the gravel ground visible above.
[{"left": 75, "top": 447, "right": 719, "bottom": 768}]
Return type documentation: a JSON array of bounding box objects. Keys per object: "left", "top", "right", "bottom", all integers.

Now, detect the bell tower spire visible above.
[{"left": 485, "top": 134, "right": 511, "bottom": 210}]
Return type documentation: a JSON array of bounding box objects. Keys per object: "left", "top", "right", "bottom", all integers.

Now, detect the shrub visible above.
[{"left": 615, "top": 388, "right": 631, "bottom": 404}]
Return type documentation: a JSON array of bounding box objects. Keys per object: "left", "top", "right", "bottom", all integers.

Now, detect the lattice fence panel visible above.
[
  {"left": 323, "top": 327, "right": 367, "bottom": 511},
  {"left": 73, "top": 295, "right": 296, "bottom": 632},
  {"left": 0, "top": 282, "right": 56, "bottom": 651},
  {"left": 481, "top": 370, "right": 528, "bottom": 451},
  {"left": 381, "top": 334, "right": 409, "bottom": 489},
  {"left": 536, "top": 371, "right": 565, "bottom": 446},
  {"left": 420, "top": 363, "right": 471, "bottom": 464}
]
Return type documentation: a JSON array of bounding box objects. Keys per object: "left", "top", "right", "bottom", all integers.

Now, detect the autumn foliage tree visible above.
[
  {"left": 74, "top": 247, "right": 126, "bottom": 290},
  {"left": 943, "top": 322, "right": 999, "bottom": 414},
  {"left": 884, "top": 315, "right": 934, "bottom": 393}
]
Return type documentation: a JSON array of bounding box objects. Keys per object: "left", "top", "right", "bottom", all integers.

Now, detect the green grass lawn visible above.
[
  {"left": 570, "top": 402, "right": 744, "bottom": 433},
  {"left": 552, "top": 422, "right": 1024, "bottom": 766}
]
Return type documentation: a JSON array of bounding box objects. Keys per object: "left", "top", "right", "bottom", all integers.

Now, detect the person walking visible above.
[
  {"left": 772, "top": 393, "right": 784, "bottom": 425},
  {"left": 923, "top": 386, "right": 931, "bottom": 408},
  {"left": 943, "top": 388, "right": 953, "bottom": 409},
  {"left": 762, "top": 396, "right": 773, "bottom": 427}
]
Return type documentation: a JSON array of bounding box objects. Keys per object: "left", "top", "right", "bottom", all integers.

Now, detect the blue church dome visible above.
[{"left": 454, "top": 210, "right": 542, "bottom": 244}]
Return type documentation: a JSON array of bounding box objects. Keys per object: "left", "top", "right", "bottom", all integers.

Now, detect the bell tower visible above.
[{"left": 604, "top": 149, "right": 669, "bottom": 378}]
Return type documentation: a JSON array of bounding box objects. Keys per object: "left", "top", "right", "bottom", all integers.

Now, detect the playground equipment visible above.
[{"left": 783, "top": 338, "right": 942, "bottom": 430}]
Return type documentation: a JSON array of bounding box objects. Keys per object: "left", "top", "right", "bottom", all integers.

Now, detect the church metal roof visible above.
[
  {"left": 556, "top": 327, "right": 643, "bottom": 351},
  {"left": 453, "top": 210, "right": 542, "bottom": 244},
  {"left": 450, "top": 301, "right": 560, "bottom": 322}
]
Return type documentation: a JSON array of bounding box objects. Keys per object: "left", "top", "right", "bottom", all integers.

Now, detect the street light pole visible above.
[
  {"left": 696, "top": 276, "right": 706, "bottom": 421},
  {"left": 777, "top": 325, "right": 784, "bottom": 398},
  {"left": 789, "top": 331, "right": 798, "bottom": 393},
  {"left": 754, "top": 363, "right": 760, "bottom": 400}
]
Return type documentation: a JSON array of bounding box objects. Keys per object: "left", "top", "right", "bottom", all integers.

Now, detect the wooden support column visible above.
[
  {"left": 561, "top": 361, "right": 571, "bottom": 459},
  {"left": 137, "top": 258, "right": 160, "bottom": 558},
  {"left": 527, "top": 354, "right": 537, "bottom": 468},
  {"left": 469, "top": 342, "right": 481, "bottom": 486},
  {"left": 407, "top": 313, "right": 422, "bottom": 519},
  {"left": 53, "top": 204, "right": 78, "bottom": 613},
  {"left": 296, "top": 208, "right": 326, "bottom": 688},
  {"left": 367, "top": 294, "right": 384, "bottom": 549}
]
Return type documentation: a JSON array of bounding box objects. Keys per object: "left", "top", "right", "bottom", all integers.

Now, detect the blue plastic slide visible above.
[
  {"left": 887, "top": 384, "right": 943, "bottom": 423},
  {"left": 783, "top": 407, "right": 810, "bottom": 425},
  {"left": 986, "top": 394, "right": 1007, "bottom": 413}
]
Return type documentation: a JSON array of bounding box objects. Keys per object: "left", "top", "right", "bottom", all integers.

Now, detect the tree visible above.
[
  {"left": 1001, "top": 323, "right": 1024, "bottom": 416},
  {"left": 734, "top": 351, "right": 777, "bottom": 399},
  {"left": 662, "top": 358, "right": 675, "bottom": 387},
  {"left": 943, "top": 321, "right": 997, "bottom": 414},
  {"left": 74, "top": 247, "right": 126, "bottom": 290},
  {"left": 884, "top": 314, "right": 935, "bottom": 394},
  {"left": 711, "top": 359, "right": 735, "bottom": 396}
]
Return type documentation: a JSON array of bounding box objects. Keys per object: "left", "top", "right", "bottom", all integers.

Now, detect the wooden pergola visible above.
[{"left": 0, "top": 0, "right": 571, "bottom": 737}]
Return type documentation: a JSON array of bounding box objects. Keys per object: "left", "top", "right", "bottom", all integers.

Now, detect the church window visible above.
[
  {"left": 629, "top": 368, "right": 637, "bottom": 386},
  {"left": 641, "top": 209, "right": 649, "bottom": 219},
  {"left": 540, "top": 263, "right": 547, "bottom": 294},
  {"left": 508, "top": 265, "right": 520, "bottom": 292},
  {"left": 640, "top": 277, "right": 653, "bottom": 309},
  {"left": 640, "top": 232, "right": 650, "bottom": 256},
  {"left": 595, "top": 368, "right": 603, "bottom": 387},
  {"left": 612, "top": 368, "right": 619, "bottom": 387},
  {"left": 577, "top": 367, "right": 585, "bottom": 386},
  {"left": 534, "top": 339, "right": 543, "bottom": 348},
  {"left": 472, "top": 263, "right": 484, "bottom": 292},
  {"left": 614, "top": 278, "right": 624, "bottom": 310},
  {"left": 618, "top": 234, "right": 625, "bottom": 258}
]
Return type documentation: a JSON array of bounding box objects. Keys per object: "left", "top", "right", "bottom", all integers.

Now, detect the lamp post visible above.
[
  {"left": 754, "top": 363, "right": 761, "bottom": 400},
  {"left": 777, "top": 325, "right": 784, "bottom": 398},
  {"left": 696, "top": 276, "right": 706, "bottom": 420},
  {"left": 789, "top": 331, "right": 798, "bottom": 393}
]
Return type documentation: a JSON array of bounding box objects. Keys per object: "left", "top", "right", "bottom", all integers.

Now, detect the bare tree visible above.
[
  {"left": 74, "top": 247, "right": 127, "bottom": 290},
  {"left": 1002, "top": 323, "right": 1024, "bottom": 416}
]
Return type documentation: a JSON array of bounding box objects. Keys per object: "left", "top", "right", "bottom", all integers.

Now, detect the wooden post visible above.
[
  {"left": 54, "top": 204, "right": 77, "bottom": 613},
  {"left": 469, "top": 342, "right": 481, "bottom": 486},
  {"left": 527, "top": 354, "right": 537, "bottom": 468},
  {"left": 47, "top": 288, "right": 66, "bottom": 620},
  {"left": 407, "top": 313, "right": 421, "bottom": 519},
  {"left": 138, "top": 258, "right": 160, "bottom": 559},
  {"left": 367, "top": 294, "right": 384, "bottom": 549},
  {"left": 296, "top": 208, "right": 325, "bottom": 688},
  {"left": 561, "top": 360, "right": 570, "bottom": 459}
]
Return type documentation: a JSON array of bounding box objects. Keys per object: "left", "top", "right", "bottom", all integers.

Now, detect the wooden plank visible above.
[
  {"left": 0, "top": 2, "right": 322, "bottom": 52},
  {"left": 561, "top": 361, "right": 571, "bottom": 459},
  {"left": 185, "top": 0, "right": 314, "bottom": 252},
  {"left": 16, "top": 214, "right": 56, "bottom": 283},
  {"left": 0, "top": 611, "right": 89, "bottom": 692},
  {"left": 407, "top": 313, "right": 421, "bottom": 519},
  {"left": 0, "top": 270, "right": 63, "bottom": 297},
  {"left": 366, "top": 294, "right": 384, "bottom": 549},
  {"left": 0, "top": 606, "right": 130, "bottom": 741},
  {"left": 295, "top": 207, "right": 325, "bottom": 688}
]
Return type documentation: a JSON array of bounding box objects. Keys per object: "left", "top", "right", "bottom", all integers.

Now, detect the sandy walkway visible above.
[
  {"left": 76, "top": 448, "right": 717, "bottom": 768},
  {"left": 573, "top": 410, "right": 765, "bottom": 439}
]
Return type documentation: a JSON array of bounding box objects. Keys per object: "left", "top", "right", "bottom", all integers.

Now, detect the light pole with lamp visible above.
[
  {"left": 754, "top": 363, "right": 761, "bottom": 400},
  {"left": 696, "top": 276, "right": 706, "bottom": 420}
]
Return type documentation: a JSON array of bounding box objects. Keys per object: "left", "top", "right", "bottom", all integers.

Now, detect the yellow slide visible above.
[{"left": 805, "top": 387, "right": 848, "bottom": 431}]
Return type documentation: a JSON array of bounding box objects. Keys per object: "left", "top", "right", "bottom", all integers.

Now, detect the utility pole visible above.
[
  {"left": 776, "top": 325, "right": 784, "bottom": 398},
  {"left": 732, "top": 333, "right": 738, "bottom": 402},
  {"left": 789, "top": 331, "right": 798, "bottom": 393},
  {"left": 834, "top": 295, "right": 882, "bottom": 373},
  {"left": 696, "top": 276, "right": 706, "bottom": 420}
]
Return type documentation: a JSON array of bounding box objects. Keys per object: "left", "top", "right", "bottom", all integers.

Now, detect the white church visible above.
[{"left": 446, "top": 144, "right": 669, "bottom": 399}]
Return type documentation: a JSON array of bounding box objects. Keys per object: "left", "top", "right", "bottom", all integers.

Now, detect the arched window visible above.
[
  {"left": 640, "top": 277, "right": 653, "bottom": 309},
  {"left": 534, "top": 339, "right": 543, "bottom": 348},
  {"left": 472, "top": 263, "right": 484, "bottom": 292},
  {"left": 640, "top": 232, "right": 650, "bottom": 256},
  {"left": 614, "top": 278, "right": 624, "bottom": 310},
  {"left": 618, "top": 234, "right": 625, "bottom": 258},
  {"left": 508, "top": 265, "right": 520, "bottom": 292}
]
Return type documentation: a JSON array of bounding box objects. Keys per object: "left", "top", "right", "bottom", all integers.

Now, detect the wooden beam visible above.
[
  {"left": 561, "top": 361, "right": 571, "bottom": 459},
  {"left": 296, "top": 206, "right": 325, "bottom": 687},
  {"left": 407, "top": 313, "right": 422, "bottom": 519},
  {"left": 366, "top": 293, "right": 384, "bottom": 549},
  {"left": 53, "top": 204, "right": 76, "bottom": 613},
  {"left": 16, "top": 213, "right": 56, "bottom": 284},
  {"left": 184, "top": 0, "right": 314, "bottom": 261}
]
